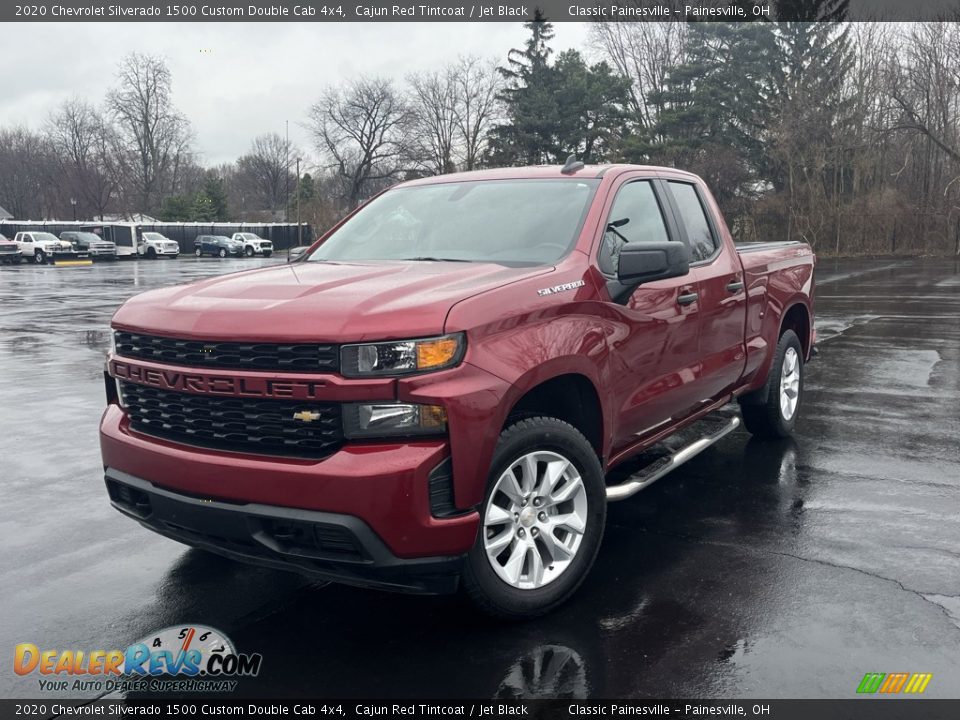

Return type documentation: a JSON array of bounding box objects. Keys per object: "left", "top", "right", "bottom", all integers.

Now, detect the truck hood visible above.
[{"left": 113, "top": 261, "right": 552, "bottom": 342}]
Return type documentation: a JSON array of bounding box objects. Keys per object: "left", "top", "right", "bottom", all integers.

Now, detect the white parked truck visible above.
[
  {"left": 138, "top": 231, "right": 181, "bottom": 259},
  {"left": 14, "top": 231, "right": 81, "bottom": 264},
  {"left": 231, "top": 233, "right": 273, "bottom": 258}
]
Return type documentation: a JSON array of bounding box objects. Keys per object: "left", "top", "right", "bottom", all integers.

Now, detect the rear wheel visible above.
[
  {"left": 218, "top": 248, "right": 227, "bottom": 258},
  {"left": 195, "top": 247, "right": 203, "bottom": 257},
  {"left": 463, "top": 417, "right": 606, "bottom": 619},
  {"left": 739, "top": 329, "right": 804, "bottom": 439}
]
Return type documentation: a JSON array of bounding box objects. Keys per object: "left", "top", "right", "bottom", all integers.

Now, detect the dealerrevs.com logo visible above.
[
  {"left": 856, "top": 672, "right": 933, "bottom": 695},
  {"left": 15, "top": 624, "right": 262, "bottom": 693}
]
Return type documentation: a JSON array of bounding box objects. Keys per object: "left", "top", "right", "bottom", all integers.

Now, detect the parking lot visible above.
[{"left": 1, "top": 255, "right": 958, "bottom": 699}]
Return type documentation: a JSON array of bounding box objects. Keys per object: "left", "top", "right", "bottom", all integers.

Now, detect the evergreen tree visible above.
[
  {"left": 629, "top": 22, "right": 778, "bottom": 208},
  {"left": 488, "top": 13, "right": 631, "bottom": 165},
  {"left": 203, "top": 173, "right": 230, "bottom": 220},
  {"left": 191, "top": 192, "right": 216, "bottom": 221},
  {"left": 159, "top": 194, "right": 192, "bottom": 221},
  {"left": 488, "top": 10, "right": 558, "bottom": 165}
]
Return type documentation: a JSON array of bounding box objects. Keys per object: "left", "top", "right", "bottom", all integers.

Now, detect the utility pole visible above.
[
  {"left": 296, "top": 157, "right": 302, "bottom": 247},
  {"left": 284, "top": 120, "right": 290, "bottom": 223}
]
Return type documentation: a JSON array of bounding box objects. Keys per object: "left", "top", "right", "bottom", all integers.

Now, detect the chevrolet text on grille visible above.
[{"left": 111, "top": 360, "right": 327, "bottom": 399}]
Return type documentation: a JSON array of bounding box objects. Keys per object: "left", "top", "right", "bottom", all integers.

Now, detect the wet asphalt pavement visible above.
[{"left": 1, "top": 255, "right": 958, "bottom": 700}]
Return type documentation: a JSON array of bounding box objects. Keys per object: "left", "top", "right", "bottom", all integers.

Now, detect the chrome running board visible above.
[{"left": 606, "top": 414, "right": 740, "bottom": 502}]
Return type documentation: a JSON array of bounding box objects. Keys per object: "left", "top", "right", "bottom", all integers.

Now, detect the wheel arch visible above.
[
  {"left": 780, "top": 299, "right": 812, "bottom": 359},
  {"left": 501, "top": 371, "right": 605, "bottom": 461}
]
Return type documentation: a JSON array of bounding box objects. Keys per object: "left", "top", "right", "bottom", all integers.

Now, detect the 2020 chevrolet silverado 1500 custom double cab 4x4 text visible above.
[{"left": 100, "top": 163, "right": 815, "bottom": 617}]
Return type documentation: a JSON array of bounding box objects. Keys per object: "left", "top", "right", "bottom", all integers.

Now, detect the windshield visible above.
[
  {"left": 33, "top": 232, "right": 60, "bottom": 243},
  {"left": 240, "top": 233, "right": 260, "bottom": 240},
  {"left": 142, "top": 232, "right": 166, "bottom": 241},
  {"left": 308, "top": 179, "right": 600, "bottom": 266},
  {"left": 71, "top": 233, "right": 105, "bottom": 243}
]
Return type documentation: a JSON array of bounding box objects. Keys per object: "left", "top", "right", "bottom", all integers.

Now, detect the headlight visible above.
[
  {"left": 340, "top": 333, "right": 465, "bottom": 377},
  {"left": 343, "top": 402, "right": 447, "bottom": 439}
]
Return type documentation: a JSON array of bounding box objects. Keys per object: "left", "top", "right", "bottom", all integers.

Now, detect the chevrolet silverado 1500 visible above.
[{"left": 100, "top": 163, "right": 815, "bottom": 617}]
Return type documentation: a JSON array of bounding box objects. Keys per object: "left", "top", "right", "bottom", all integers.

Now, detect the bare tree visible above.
[
  {"left": 0, "top": 128, "right": 56, "bottom": 218},
  {"left": 307, "top": 76, "right": 410, "bottom": 208},
  {"left": 407, "top": 69, "right": 459, "bottom": 175},
  {"left": 590, "top": 20, "right": 687, "bottom": 130},
  {"left": 452, "top": 56, "right": 501, "bottom": 171},
  {"left": 234, "top": 133, "right": 296, "bottom": 213},
  {"left": 46, "top": 98, "right": 120, "bottom": 219},
  {"left": 108, "top": 53, "right": 193, "bottom": 213}
]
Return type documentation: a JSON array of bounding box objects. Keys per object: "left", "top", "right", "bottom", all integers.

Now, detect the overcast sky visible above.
[{"left": 0, "top": 22, "right": 592, "bottom": 167}]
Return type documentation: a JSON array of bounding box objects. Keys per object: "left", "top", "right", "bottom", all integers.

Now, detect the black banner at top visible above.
[{"left": 3, "top": 0, "right": 959, "bottom": 23}]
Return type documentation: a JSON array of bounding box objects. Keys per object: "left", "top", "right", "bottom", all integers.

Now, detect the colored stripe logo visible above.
[{"left": 857, "top": 672, "right": 932, "bottom": 694}]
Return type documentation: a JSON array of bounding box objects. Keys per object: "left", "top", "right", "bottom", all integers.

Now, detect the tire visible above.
[
  {"left": 218, "top": 248, "right": 227, "bottom": 258},
  {"left": 462, "top": 417, "right": 606, "bottom": 619},
  {"left": 195, "top": 248, "right": 203, "bottom": 257},
  {"left": 739, "top": 329, "right": 804, "bottom": 439},
  {"left": 244, "top": 246, "right": 254, "bottom": 257},
  {"left": 146, "top": 247, "right": 157, "bottom": 259},
  {"left": 34, "top": 249, "right": 46, "bottom": 264},
  {"left": 263, "top": 251, "right": 272, "bottom": 258}
]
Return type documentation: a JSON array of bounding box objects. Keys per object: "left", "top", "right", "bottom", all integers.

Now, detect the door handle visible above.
[
  {"left": 677, "top": 291, "right": 698, "bottom": 306},
  {"left": 726, "top": 279, "right": 744, "bottom": 293}
]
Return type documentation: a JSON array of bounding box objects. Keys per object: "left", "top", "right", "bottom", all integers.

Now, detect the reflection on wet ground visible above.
[{"left": 1, "top": 256, "right": 958, "bottom": 698}]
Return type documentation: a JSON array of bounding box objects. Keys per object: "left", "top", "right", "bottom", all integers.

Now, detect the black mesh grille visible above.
[
  {"left": 121, "top": 381, "right": 342, "bottom": 458},
  {"left": 115, "top": 332, "right": 339, "bottom": 373}
]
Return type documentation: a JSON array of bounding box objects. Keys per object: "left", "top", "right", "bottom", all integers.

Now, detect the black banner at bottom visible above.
[{"left": 6, "top": 699, "right": 959, "bottom": 720}]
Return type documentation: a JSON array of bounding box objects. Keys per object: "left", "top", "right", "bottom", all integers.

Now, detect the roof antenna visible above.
[{"left": 561, "top": 154, "right": 584, "bottom": 175}]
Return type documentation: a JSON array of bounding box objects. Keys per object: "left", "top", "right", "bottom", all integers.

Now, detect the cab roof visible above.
[{"left": 397, "top": 164, "right": 699, "bottom": 187}]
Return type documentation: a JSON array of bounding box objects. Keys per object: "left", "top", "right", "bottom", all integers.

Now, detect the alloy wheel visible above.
[{"left": 483, "top": 451, "right": 588, "bottom": 590}]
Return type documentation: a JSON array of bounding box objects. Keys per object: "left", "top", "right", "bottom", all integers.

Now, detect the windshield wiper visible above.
[{"left": 399, "top": 256, "right": 473, "bottom": 262}]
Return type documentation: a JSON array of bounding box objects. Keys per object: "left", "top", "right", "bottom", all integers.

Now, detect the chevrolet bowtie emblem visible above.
[{"left": 292, "top": 410, "right": 322, "bottom": 422}]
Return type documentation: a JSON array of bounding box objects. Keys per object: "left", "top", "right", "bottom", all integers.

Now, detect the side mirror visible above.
[
  {"left": 287, "top": 246, "right": 307, "bottom": 263},
  {"left": 617, "top": 241, "right": 689, "bottom": 285}
]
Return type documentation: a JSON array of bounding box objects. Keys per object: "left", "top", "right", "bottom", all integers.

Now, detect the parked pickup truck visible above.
[
  {"left": 0, "top": 233, "right": 22, "bottom": 264},
  {"left": 60, "top": 231, "right": 118, "bottom": 260},
  {"left": 100, "top": 163, "right": 815, "bottom": 617},
  {"left": 15, "top": 231, "right": 82, "bottom": 264},
  {"left": 231, "top": 232, "right": 274, "bottom": 258}
]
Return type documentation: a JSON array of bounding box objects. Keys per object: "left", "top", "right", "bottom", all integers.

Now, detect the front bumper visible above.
[
  {"left": 100, "top": 405, "right": 479, "bottom": 562},
  {"left": 105, "top": 467, "right": 463, "bottom": 594}
]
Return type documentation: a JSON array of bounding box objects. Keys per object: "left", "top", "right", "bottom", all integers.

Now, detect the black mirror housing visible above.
[{"left": 617, "top": 241, "right": 690, "bottom": 285}]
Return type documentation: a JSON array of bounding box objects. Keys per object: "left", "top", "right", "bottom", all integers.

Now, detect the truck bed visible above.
[{"left": 735, "top": 240, "right": 805, "bottom": 254}]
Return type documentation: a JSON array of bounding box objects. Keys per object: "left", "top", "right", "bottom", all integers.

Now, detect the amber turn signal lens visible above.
[
  {"left": 416, "top": 337, "right": 460, "bottom": 370},
  {"left": 420, "top": 404, "right": 448, "bottom": 428}
]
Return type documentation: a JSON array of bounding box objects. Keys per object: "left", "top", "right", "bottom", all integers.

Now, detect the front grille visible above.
[
  {"left": 0, "top": 245, "right": 17, "bottom": 253},
  {"left": 115, "top": 331, "right": 339, "bottom": 373},
  {"left": 121, "top": 381, "right": 342, "bottom": 458}
]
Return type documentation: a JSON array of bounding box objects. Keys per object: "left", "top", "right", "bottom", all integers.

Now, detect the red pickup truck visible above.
[{"left": 100, "top": 163, "right": 815, "bottom": 617}]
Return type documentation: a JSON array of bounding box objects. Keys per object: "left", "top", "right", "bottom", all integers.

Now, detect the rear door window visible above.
[{"left": 667, "top": 181, "right": 717, "bottom": 263}]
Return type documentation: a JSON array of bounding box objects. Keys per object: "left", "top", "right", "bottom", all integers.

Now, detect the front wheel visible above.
[
  {"left": 146, "top": 247, "right": 157, "bottom": 259},
  {"left": 34, "top": 249, "right": 46, "bottom": 264},
  {"left": 463, "top": 417, "right": 606, "bottom": 619},
  {"left": 739, "top": 329, "right": 804, "bottom": 439},
  {"left": 263, "top": 251, "right": 272, "bottom": 258},
  {"left": 218, "top": 248, "right": 227, "bottom": 258},
  {"left": 244, "top": 246, "right": 254, "bottom": 257}
]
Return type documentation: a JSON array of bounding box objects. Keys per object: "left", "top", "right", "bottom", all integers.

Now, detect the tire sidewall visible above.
[
  {"left": 465, "top": 418, "right": 606, "bottom": 617},
  {"left": 772, "top": 330, "right": 803, "bottom": 434}
]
